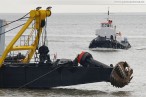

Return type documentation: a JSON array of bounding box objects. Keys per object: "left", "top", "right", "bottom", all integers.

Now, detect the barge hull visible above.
[{"left": 0, "top": 64, "right": 112, "bottom": 88}]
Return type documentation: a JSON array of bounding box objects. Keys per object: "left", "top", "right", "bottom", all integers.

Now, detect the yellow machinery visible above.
[{"left": 0, "top": 7, "right": 51, "bottom": 67}]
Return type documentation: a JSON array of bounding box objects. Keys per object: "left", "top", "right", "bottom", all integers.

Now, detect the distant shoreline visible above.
[{"left": 0, "top": 12, "right": 146, "bottom": 15}]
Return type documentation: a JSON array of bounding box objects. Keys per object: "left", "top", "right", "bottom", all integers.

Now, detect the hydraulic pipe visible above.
[
  {"left": 77, "top": 52, "right": 109, "bottom": 68},
  {"left": 76, "top": 52, "right": 133, "bottom": 88}
]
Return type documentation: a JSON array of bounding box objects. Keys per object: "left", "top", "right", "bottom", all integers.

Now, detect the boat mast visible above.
[{"left": 107, "top": 7, "right": 110, "bottom": 21}]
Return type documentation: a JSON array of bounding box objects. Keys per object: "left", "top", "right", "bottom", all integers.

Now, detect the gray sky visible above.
[{"left": 0, "top": 0, "right": 146, "bottom": 13}]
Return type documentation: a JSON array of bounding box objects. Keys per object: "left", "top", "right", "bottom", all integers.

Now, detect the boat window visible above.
[
  {"left": 101, "top": 23, "right": 107, "bottom": 27},
  {"left": 108, "top": 24, "right": 111, "bottom": 27},
  {"left": 101, "top": 24, "right": 104, "bottom": 27},
  {"left": 107, "top": 24, "right": 109, "bottom": 27},
  {"left": 101, "top": 23, "right": 111, "bottom": 27}
]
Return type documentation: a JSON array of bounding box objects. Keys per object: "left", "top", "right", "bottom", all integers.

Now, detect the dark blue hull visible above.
[
  {"left": 0, "top": 52, "right": 133, "bottom": 88},
  {"left": 89, "top": 37, "right": 131, "bottom": 50},
  {"left": 0, "top": 62, "right": 112, "bottom": 88}
]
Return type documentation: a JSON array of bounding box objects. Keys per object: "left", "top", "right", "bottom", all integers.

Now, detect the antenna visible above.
[{"left": 107, "top": 7, "right": 110, "bottom": 21}]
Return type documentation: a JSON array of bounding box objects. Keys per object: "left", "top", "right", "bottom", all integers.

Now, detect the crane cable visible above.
[
  {"left": 43, "top": 16, "right": 48, "bottom": 45},
  {"left": 37, "top": 14, "right": 48, "bottom": 48},
  {"left": 0, "top": 12, "right": 29, "bottom": 29},
  {"left": 0, "top": 13, "right": 30, "bottom": 36},
  {"left": 0, "top": 23, "right": 25, "bottom": 35}
]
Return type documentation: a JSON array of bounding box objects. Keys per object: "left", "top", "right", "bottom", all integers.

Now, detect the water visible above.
[{"left": 0, "top": 13, "right": 146, "bottom": 97}]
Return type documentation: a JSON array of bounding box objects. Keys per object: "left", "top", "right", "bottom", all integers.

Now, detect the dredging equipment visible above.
[{"left": 0, "top": 7, "right": 133, "bottom": 88}]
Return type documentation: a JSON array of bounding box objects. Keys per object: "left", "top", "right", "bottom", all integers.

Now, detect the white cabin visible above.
[{"left": 96, "top": 20, "right": 117, "bottom": 40}]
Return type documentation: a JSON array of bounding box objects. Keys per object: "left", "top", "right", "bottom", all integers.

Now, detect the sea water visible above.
[{"left": 0, "top": 13, "right": 146, "bottom": 97}]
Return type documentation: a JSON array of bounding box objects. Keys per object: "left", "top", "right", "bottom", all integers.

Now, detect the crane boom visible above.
[{"left": 0, "top": 8, "right": 51, "bottom": 67}]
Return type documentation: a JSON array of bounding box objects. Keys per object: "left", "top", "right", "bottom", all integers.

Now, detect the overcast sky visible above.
[{"left": 0, "top": 0, "right": 146, "bottom": 13}]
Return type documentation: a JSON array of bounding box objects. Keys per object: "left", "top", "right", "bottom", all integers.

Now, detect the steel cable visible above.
[
  {"left": 0, "top": 12, "right": 29, "bottom": 29},
  {"left": 0, "top": 23, "right": 25, "bottom": 35},
  {"left": 17, "top": 65, "right": 62, "bottom": 89}
]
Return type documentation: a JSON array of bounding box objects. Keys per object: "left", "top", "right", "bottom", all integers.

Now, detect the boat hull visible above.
[
  {"left": 89, "top": 37, "right": 131, "bottom": 50},
  {"left": 0, "top": 52, "right": 133, "bottom": 88},
  {"left": 0, "top": 63, "right": 112, "bottom": 88}
]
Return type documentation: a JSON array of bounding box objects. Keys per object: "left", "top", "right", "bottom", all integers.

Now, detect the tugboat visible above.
[
  {"left": 89, "top": 9, "right": 131, "bottom": 51},
  {"left": 0, "top": 7, "right": 133, "bottom": 88}
]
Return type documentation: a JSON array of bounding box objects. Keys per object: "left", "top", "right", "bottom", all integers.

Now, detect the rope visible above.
[
  {"left": 0, "top": 23, "right": 25, "bottom": 35},
  {"left": 18, "top": 65, "right": 62, "bottom": 89},
  {"left": 0, "top": 13, "right": 29, "bottom": 28},
  {"left": 44, "top": 18, "right": 47, "bottom": 45}
]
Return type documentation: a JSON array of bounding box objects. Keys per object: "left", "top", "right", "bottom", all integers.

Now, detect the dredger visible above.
[{"left": 0, "top": 7, "right": 133, "bottom": 88}]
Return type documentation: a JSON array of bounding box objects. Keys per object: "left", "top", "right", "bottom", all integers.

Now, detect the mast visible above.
[{"left": 107, "top": 7, "right": 109, "bottom": 21}]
